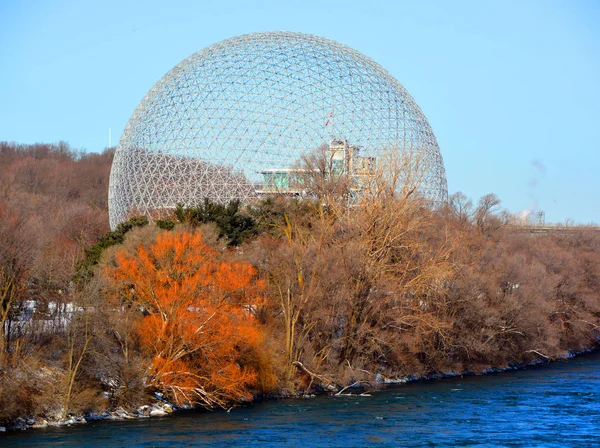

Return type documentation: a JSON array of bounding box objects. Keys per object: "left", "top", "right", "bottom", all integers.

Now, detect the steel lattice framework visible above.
[{"left": 108, "top": 31, "right": 448, "bottom": 229}]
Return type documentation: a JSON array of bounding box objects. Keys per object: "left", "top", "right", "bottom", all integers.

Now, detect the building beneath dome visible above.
[
  {"left": 255, "top": 139, "right": 375, "bottom": 197},
  {"left": 108, "top": 31, "right": 448, "bottom": 229}
]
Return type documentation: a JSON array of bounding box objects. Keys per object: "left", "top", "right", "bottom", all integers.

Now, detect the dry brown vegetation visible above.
[
  {"left": 0, "top": 142, "right": 112, "bottom": 423},
  {"left": 0, "top": 141, "right": 599, "bottom": 427}
]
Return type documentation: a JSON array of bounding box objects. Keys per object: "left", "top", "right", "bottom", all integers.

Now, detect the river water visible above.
[{"left": 3, "top": 351, "right": 600, "bottom": 447}]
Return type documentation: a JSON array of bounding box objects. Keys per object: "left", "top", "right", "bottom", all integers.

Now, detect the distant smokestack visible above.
[{"left": 519, "top": 208, "right": 535, "bottom": 225}]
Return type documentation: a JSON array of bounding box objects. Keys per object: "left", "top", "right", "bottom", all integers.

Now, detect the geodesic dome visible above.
[{"left": 108, "top": 31, "right": 447, "bottom": 229}]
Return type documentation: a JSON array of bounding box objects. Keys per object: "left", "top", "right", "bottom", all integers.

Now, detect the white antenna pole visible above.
[{"left": 109, "top": 127, "right": 112, "bottom": 148}]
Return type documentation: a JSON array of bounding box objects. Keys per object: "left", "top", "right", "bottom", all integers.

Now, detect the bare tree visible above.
[
  {"left": 474, "top": 193, "right": 502, "bottom": 234},
  {"left": 0, "top": 205, "right": 32, "bottom": 361},
  {"left": 449, "top": 192, "right": 473, "bottom": 223},
  {"left": 297, "top": 144, "right": 352, "bottom": 214}
]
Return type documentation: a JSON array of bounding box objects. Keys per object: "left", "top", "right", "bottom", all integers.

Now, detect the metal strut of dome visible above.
[{"left": 108, "top": 31, "right": 448, "bottom": 229}]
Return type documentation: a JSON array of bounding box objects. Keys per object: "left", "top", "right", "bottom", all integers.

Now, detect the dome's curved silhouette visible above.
[{"left": 109, "top": 31, "right": 447, "bottom": 229}]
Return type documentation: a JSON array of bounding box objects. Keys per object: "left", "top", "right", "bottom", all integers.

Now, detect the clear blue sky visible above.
[{"left": 1, "top": 0, "right": 598, "bottom": 224}]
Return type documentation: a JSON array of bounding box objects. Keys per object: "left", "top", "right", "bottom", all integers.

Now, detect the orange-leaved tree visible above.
[{"left": 105, "top": 230, "right": 267, "bottom": 409}]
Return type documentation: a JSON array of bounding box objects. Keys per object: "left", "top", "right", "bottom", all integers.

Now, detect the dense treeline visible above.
[
  {"left": 0, "top": 142, "right": 599, "bottom": 427},
  {"left": 0, "top": 142, "right": 113, "bottom": 423},
  {"left": 0, "top": 142, "right": 112, "bottom": 304}
]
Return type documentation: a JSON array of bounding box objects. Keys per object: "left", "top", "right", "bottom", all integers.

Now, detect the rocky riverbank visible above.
[
  {"left": 0, "top": 397, "right": 180, "bottom": 432},
  {"left": 3, "top": 345, "right": 598, "bottom": 433}
]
